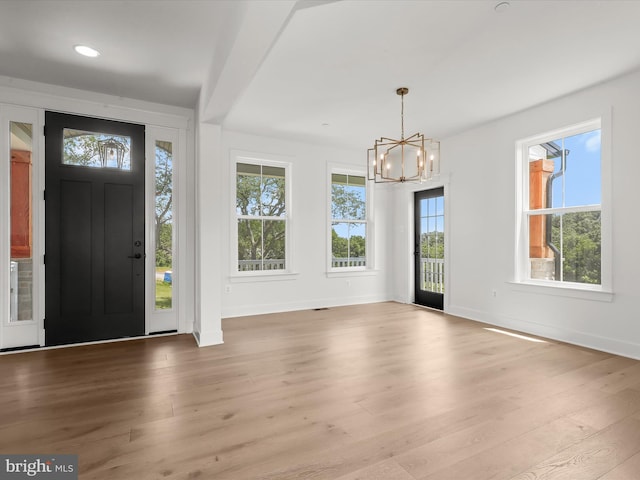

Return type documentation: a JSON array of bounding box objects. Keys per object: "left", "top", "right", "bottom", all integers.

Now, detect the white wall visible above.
[
  {"left": 392, "top": 68, "right": 640, "bottom": 359},
  {"left": 218, "top": 130, "right": 391, "bottom": 318},
  {"left": 193, "top": 122, "right": 224, "bottom": 346}
]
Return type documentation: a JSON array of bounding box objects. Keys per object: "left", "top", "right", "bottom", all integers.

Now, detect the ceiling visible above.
[{"left": 1, "top": 0, "right": 640, "bottom": 149}]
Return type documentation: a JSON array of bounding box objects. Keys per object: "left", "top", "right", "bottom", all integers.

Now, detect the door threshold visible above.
[
  {"left": 413, "top": 302, "right": 445, "bottom": 313},
  {"left": 0, "top": 332, "right": 180, "bottom": 356}
]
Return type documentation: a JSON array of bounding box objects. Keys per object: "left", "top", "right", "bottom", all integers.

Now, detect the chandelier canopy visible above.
[{"left": 367, "top": 87, "right": 439, "bottom": 183}]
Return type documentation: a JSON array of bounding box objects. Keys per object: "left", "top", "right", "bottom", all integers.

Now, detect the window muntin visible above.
[
  {"left": 331, "top": 173, "right": 367, "bottom": 269},
  {"left": 236, "top": 162, "right": 287, "bottom": 273},
  {"left": 522, "top": 122, "right": 602, "bottom": 286}
]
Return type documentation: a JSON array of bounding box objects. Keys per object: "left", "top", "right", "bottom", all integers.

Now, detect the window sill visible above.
[
  {"left": 508, "top": 280, "right": 613, "bottom": 302},
  {"left": 326, "top": 269, "right": 378, "bottom": 278},
  {"left": 229, "top": 271, "right": 299, "bottom": 283}
]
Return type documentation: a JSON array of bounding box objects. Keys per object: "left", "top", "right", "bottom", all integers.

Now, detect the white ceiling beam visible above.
[{"left": 199, "top": 0, "right": 298, "bottom": 124}]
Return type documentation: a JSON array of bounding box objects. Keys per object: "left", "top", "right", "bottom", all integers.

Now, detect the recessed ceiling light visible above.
[
  {"left": 74, "top": 45, "right": 101, "bottom": 58},
  {"left": 494, "top": 1, "right": 510, "bottom": 13}
]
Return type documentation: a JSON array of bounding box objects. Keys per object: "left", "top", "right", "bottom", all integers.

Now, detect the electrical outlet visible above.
[{"left": 225, "top": 285, "right": 231, "bottom": 293}]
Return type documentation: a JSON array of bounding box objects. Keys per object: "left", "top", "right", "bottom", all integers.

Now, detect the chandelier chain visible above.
[{"left": 400, "top": 91, "right": 405, "bottom": 140}]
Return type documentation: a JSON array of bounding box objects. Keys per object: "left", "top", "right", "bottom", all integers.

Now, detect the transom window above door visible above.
[{"left": 63, "top": 128, "right": 132, "bottom": 170}]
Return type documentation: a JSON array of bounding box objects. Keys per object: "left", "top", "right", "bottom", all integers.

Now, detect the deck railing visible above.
[
  {"left": 238, "top": 257, "right": 367, "bottom": 271},
  {"left": 420, "top": 258, "right": 445, "bottom": 293},
  {"left": 238, "top": 259, "right": 286, "bottom": 271},
  {"left": 331, "top": 257, "right": 366, "bottom": 268},
  {"left": 238, "top": 258, "right": 442, "bottom": 288}
]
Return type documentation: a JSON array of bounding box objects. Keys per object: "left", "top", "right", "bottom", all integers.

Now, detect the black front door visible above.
[
  {"left": 45, "top": 112, "right": 145, "bottom": 346},
  {"left": 414, "top": 187, "right": 445, "bottom": 310}
]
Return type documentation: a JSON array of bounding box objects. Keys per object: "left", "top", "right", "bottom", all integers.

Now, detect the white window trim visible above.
[
  {"left": 0, "top": 105, "right": 43, "bottom": 350},
  {"left": 145, "top": 126, "right": 181, "bottom": 334},
  {"left": 327, "top": 163, "right": 374, "bottom": 276},
  {"left": 514, "top": 115, "right": 612, "bottom": 299},
  {"left": 230, "top": 151, "right": 294, "bottom": 279}
]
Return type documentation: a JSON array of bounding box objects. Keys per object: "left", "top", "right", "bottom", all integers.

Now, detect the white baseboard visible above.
[
  {"left": 221, "top": 294, "right": 391, "bottom": 319},
  {"left": 447, "top": 304, "right": 640, "bottom": 361},
  {"left": 192, "top": 328, "right": 224, "bottom": 347}
]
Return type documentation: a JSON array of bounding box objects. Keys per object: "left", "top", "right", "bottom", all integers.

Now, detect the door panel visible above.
[
  {"left": 414, "top": 187, "right": 444, "bottom": 310},
  {"left": 104, "top": 183, "right": 134, "bottom": 314},
  {"left": 59, "top": 180, "right": 92, "bottom": 317},
  {"left": 45, "top": 112, "right": 145, "bottom": 346}
]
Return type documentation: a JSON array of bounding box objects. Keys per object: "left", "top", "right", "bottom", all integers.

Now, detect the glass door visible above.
[{"left": 414, "top": 187, "right": 444, "bottom": 310}]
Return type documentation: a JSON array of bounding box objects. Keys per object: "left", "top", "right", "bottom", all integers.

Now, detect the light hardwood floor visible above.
[{"left": 2, "top": 302, "right": 640, "bottom": 479}]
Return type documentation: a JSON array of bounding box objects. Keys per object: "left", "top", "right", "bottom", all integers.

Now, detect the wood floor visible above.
[{"left": 2, "top": 302, "right": 640, "bottom": 479}]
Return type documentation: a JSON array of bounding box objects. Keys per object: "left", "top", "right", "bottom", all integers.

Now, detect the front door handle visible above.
[{"left": 128, "top": 253, "right": 142, "bottom": 259}]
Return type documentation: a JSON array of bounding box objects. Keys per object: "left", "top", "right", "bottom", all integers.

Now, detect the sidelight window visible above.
[
  {"left": 9, "top": 121, "right": 34, "bottom": 322},
  {"left": 155, "top": 140, "right": 173, "bottom": 310}
]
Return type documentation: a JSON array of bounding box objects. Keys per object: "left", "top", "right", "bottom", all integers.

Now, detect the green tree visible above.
[
  {"left": 551, "top": 211, "right": 600, "bottom": 284},
  {"left": 156, "top": 223, "right": 173, "bottom": 267},
  {"left": 331, "top": 229, "right": 348, "bottom": 259},
  {"left": 349, "top": 234, "right": 366, "bottom": 258},
  {"left": 420, "top": 232, "right": 444, "bottom": 259},
  {"left": 236, "top": 166, "right": 286, "bottom": 268},
  {"left": 63, "top": 132, "right": 100, "bottom": 166},
  {"left": 331, "top": 184, "right": 365, "bottom": 220},
  {"left": 155, "top": 144, "right": 173, "bottom": 268}
]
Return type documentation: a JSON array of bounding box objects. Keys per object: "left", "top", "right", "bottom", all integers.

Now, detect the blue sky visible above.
[
  {"left": 550, "top": 129, "right": 601, "bottom": 208},
  {"left": 420, "top": 195, "right": 444, "bottom": 235}
]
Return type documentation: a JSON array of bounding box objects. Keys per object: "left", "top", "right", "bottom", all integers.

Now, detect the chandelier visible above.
[{"left": 367, "top": 87, "right": 440, "bottom": 183}]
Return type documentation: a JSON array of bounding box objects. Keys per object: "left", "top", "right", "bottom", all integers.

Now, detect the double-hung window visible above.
[
  {"left": 330, "top": 171, "right": 369, "bottom": 270},
  {"left": 235, "top": 159, "right": 289, "bottom": 273},
  {"left": 518, "top": 119, "right": 606, "bottom": 289}
]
